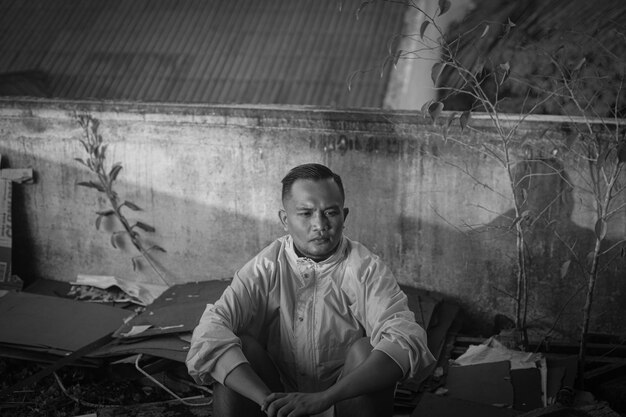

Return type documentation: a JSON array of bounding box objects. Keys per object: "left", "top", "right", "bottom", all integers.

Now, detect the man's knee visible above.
[{"left": 343, "top": 337, "right": 373, "bottom": 372}]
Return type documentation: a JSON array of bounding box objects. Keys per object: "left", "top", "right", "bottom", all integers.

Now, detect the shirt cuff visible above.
[
  {"left": 212, "top": 345, "right": 249, "bottom": 385},
  {"left": 373, "top": 339, "right": 411, "bottom": 377}
]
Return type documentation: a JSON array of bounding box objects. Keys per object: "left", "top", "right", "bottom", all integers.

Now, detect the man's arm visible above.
[
  {"left": 223, "top": 362, "right": 272, "bottom": 407},
  {"left": 262, "top": 350, "right": 402, "bottom": 417}
]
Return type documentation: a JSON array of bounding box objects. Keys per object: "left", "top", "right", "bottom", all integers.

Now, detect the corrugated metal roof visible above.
[{"left": 0, "top": 0, "right": 406, "bottom": 108}]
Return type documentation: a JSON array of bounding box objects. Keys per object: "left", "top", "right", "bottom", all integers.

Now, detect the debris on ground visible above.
[{"left": 1, "top": 278, "right": 624, "bottom": 417}]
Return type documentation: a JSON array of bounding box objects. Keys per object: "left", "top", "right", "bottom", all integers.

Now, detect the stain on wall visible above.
[{"left": 1, "top": 99, "right": 624, "bottom": 339}]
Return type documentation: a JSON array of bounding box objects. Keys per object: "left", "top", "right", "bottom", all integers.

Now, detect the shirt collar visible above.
[{"left": 285, "top": 234, "right": 348, "bottom": 268}]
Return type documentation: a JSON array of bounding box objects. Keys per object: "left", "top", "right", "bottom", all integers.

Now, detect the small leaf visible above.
[
  {"left": 446, "top": 112, "right": 458, "bottom": 128},
  {"left": 460, "top": 111, "right": 471, "bottom": 131},
  {"left": 420, "top": 20, "right": 430, "bottom": 40},
  {"left": 380, "top": 56, "right": 391, "bottom": 78},
  {"left": 79, "top": 139, "right": 89, "bottom": 153},
  {"left": 438, "top": 0, "right": 451, "bottom": 16},
  {"left": 346, "top": 70, "right": 361, "bottom": 92},
  {"left": 148, "top": 245, "right": 167, "bottom": 253},
  {"left": 560, "top": 260, "right": 571, "bottom": 279},
  {"left": 90, "top": 118, "right": 100, "bottom": 135},
  {"left": 132, "top": 257, "right": 139, "bottom": 271},
  {"left": 355, "top": 0, "right": 372, "bottom": 20},
  {"left": 77, "top": 181, "right": 105, "bottom": 192},
  {"left": 594, "top": 218, "right": 607, "bottom": 240},
  {"left": 99, "top": 143, "right": 108, "bottom": 159},
  {"left": 421, "top": 99, "right": 433, "bottom": 116},
  {"left": 74, "top": 158, "right": 88, "bottom": 167},
  {"left": 504, "top": 18, "right": 516, "bottom": 36},
  {"left": 109, "top": 163, "right": 123, "bottom": 181},
  {"left": 96, "top": 215, "right": 103, "bottom": 231},
  {"left": 480, "top": 24, "right": 490, "bottom": 39},
  {"left": 473, "top": 57, "right": 486, "bottom": 78},
  {"left": 134, "top": 221, "right": 155, "bottom": 233},
  {"left": 428, "top": 101, "right": 444, "bottom": 122},
  {"left": 393, "top": 50, "right": 403, "bottom": 68},
  {"left": 498, "top": 61, "right": 511, "bottom": 85},
  {"left": 96, "top": 209, "right": 116, "bottom": 216},
  {"left": 122, "top": 201, "right": 142, "bottom": 211},
  {"left": 110, "top": 233, "right": 118, "bottom": 248},
  {"left": 573, "top": 57, "right": 586, "bottom": 72},
  {"left": 431, "top": 62, "right": 445, "bottom": 86}
]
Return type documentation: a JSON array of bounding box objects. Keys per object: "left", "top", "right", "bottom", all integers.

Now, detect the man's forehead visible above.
[{"left": 285, "top": 178, "right": 344, "bottom": 204}]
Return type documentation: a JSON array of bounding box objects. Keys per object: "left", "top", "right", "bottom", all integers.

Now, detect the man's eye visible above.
[
  {"left": 325, "top": 210, "right": 339, "bottom": 217},
  {"left": 298, "top": 212, "right": 311, "bottom": 217}
]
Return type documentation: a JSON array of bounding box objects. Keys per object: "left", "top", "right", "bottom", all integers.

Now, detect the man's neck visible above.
[{"left": 292, "top": 239, "right": 341, "bottom": 262}]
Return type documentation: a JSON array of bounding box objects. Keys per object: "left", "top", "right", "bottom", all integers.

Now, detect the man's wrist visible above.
[{"left": 323, "top": 384, "right": 342, "bottom": 406}]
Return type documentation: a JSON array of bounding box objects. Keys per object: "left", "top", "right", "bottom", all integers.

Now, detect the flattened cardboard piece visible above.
[
  {"left": 25, "top": 278, "right": 74, "bottom": 297},
  {"left": 0, "top": 291, "right": 130, "bottom": 353},
  {"left": 93, "top": 335, "right": 189, "bottom": 363},
  {"left": 0, "top": 179, "right": 14, "bottom": 290},
  {"left": 113, "top": 279, "right": 231, "bottom": 339},
  {"left": 412, "top": 393, "right": 522, "bottom": 417},
  {"left": 446, "top": 361, "right": 514, "bottom": 407},
  {"left": 399, "top": 284, "right": 441, "bottom": 330},
  {"left": 546, "top": 356, "right": 578, "bottom": 404},
  {"left": 0, "top": 345, "right": 101, "bottom": 366},
  {"left": 454, "top": 342, "right": 542, "bottom": 369},
  {"left": 511, "top": 368, "right": 544, "bottom": 411}
]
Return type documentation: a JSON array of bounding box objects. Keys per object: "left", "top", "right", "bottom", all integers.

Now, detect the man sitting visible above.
[{"left": 186, "top": 163, "right": 435, "bottom": 417}]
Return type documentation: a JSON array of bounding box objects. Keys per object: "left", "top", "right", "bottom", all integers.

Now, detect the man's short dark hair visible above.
[{"left": 281, "top": 163, "right": 345, "bottom": 203}]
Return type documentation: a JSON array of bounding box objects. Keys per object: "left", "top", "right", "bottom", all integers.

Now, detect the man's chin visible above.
[{"left": 303, "top": 240, "right": 339, "bottom": 260}]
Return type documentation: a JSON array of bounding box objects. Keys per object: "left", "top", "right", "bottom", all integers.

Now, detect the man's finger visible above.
[
  {"left": 262, "top": 392, "right": 284, "bottom": 413},
  {"left": 266, "top": 396, "right": 291, "bottom": 417},
  {"left": 276, "top": 400, "right": 297, "bottom": 417}
]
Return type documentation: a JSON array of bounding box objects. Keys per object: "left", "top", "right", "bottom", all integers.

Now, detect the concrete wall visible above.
[{"left": 1, "top": 98, "right": 625, "bottom": 339}]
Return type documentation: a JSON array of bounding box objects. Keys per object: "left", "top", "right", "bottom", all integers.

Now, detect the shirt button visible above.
[{"left": 298, "top": 317, "right": 304, "bottom": 322}]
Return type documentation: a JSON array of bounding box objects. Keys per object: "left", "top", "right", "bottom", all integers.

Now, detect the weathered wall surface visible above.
[{"left": 1, "top": 98, "right": 624, "bottom": 338}]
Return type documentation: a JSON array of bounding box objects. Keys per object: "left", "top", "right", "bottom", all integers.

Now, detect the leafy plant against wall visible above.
[
  {"left": 352, "top": 0, "right": 626, "bottom": 385},
  {"left": 74, "top": 115, "right": 171, "bottom": 287},
  {"left": 545, "top": 51, "right": 626, "bottom": 385}
]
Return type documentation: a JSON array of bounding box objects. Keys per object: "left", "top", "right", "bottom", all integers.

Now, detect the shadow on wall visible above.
[
  {"left": 9, "top": 157, "right": 283, "bottom": 289},
  {"left": 398, "top": 158, "right": 626, "bottom": 339}
]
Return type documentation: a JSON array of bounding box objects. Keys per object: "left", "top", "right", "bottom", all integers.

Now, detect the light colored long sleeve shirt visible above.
[{"left": 186, "top": 235, "right": 435, "bottom": 393}]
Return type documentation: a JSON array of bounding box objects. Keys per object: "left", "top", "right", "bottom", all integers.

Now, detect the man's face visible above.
[{"left": 279, "top": 178, "right": 349, "bottom": 261}]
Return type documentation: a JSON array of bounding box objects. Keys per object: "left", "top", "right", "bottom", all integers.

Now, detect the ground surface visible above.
[{"left": 0, "top": 358, "right": 209, "bottom": 417}]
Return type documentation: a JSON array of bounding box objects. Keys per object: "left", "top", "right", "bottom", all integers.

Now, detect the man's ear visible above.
[
  {"left": 278, "top": 209, "right": 289, "bottom": 231},
  {"left": 343, "top": 207, "right": 350, "bottom": 221}
]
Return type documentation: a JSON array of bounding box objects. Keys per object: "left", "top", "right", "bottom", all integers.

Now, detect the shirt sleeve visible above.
[
  {"left": 354, "top": 254, "right": 436, "bottom": 382},
  {"left": 185, "top": 261, "right": 268, "bottom": 385}
]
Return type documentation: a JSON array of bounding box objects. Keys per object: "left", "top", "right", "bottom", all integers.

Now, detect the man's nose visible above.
[{"left": 311, "top": 211, "right": 329, "bottom": 230}]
